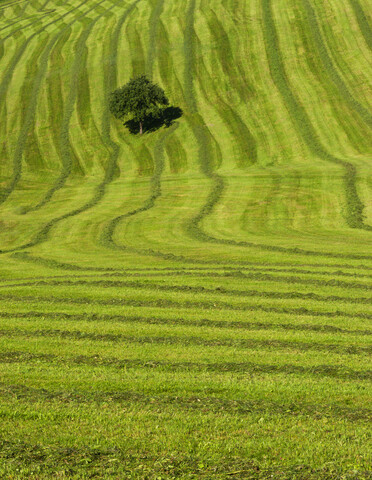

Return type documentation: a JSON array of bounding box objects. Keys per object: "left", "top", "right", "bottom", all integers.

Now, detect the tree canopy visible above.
[{"left": 109, "top": 75, "right": 169, "bottom": 134}]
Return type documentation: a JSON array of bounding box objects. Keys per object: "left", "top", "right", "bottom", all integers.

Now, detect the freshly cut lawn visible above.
[{"left": 0, "top": 0, "right": 371, "bottom": 478}]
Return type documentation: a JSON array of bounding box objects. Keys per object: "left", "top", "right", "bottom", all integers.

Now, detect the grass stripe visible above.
[
  {"left": 1, "top": 351, "right": 370, "bottom": 381},
  {"left": 42, "top": 27, "right": 70, "bottom": 171},
  {"left": 301, "top": 0, "right": 372, "bottom": 127},
  {"left": 202, "top": 6, "right": 257, "bottom": 167},
  {"left": 0, "top": 293, "right": 370, "bottom": 319},
  {"left": 0, "top": 12, "right": 53, "bottom": 33},
  {"left": 1, "top": 383, "right": 370, "bottom": 422},
  {"left": 261, "top": 0, "right": 370, "bottom": 230},
  {"left": 9, "top": 251, "right": 372, "bottom": 273},
  {"left": 288, "top": 0, "right": 370, "bottom": 154},
  {"left": 146, "top": 0, "right": 164, "bottom": 78},
  {"left": 183, "top": 0, "right": 230, "bottom": 248},
  {"left": 0, "top": 8, "right": 58, "bottom": 41},
  {"left": 1, "top": 436, "right": 370, "bottom": 480},
  {"left": 22, "top": 21, "right": 98, "bottom": 213},
  {"left": 10, "top": 251, "right": 122, "bottom": 270},
  {"left": 0, "top": 0, "right": 110, "bottom": 206},
  {"left": 1, "top": 278, "right": 371, "bottom": 303},
  {"left": 1, "top": 328, "right": 370, "bottom": 355},
  {"left": 0, "top": 0, "right": 142, "bottom": 252},
  {"left": 349, "top": 0, "right": 372, "bottom": 50},
  {"left": 0, "top": 311, "right": 370, "bottom": 336},
  {"left": 180, "top": 0, "right": 372, "bottom": 260},
  {"left": 100, "top": 122, "right": 179, "bottom": 249},
  {"left": 1, "top": 33, "right": 64, "bottom": 202}
]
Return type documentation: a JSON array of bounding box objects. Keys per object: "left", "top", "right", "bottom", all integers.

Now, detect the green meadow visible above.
[{"left": 0, "top": 0, "right": 371, "bottom": 477}]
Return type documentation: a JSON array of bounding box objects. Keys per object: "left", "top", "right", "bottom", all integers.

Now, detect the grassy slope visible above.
[{"left": 0, "top": 0, "right": 371, "bottom": 478}]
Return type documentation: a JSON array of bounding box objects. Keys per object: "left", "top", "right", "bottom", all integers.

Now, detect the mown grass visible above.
[{"left": 0, "top": 0, "right": 371, "bottom": 478}]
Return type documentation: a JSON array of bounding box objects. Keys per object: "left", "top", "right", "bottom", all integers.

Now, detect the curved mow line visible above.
[
  {"left": 2, "top": 328, "right": 371, "bottom": 355},
  {"left": 22, "top": 0, "right": 123, "bottom": 213},
  {"left": 1, "top": 293, "right": 371, "bottom": 319},
  {"left": 1, "top": 262, "right": 372, "bottom": 285},
  {"left": 11, "top": 249, "right": 205, "bottom": 270},
  {"left": 2, "top": 263, "right": 372, "bottom": 280},
  {"left": 203, "top": 6, "right": 257, "bottom": 167},
  {"left": 0, "top": 0, "right": 107, "bottom": 206},
  {"left": 1, "top": 278, "right": 371, "bottom": 302},
  {"left": 183, "top": 1, "right": 227, "bottom": 244},
  {"left": 181, "top": 0, "right": 372, "bottom": 263},
  {"left": 209, "top": 6, "right": 255, "bottom": 103},
  {"left": 0, "top": 13, "right": 48, "bottom": 33},
  {"left": 100, "top": 122, "right": 179, "bottom": 250},
  {"left": 4, "top": 259, "right": 372, "bottom": 276},
  {"left": 0, "top": 0, "right": 26, "bottom": 9},
  {"left": 75, "top": 42, "right": 106, "bottom": 148},
  {"left": 146, "top": 0, "right": 164, "bottom": 78},
  {"left": 0, "top": 36, "right": 65, "bottom": 205},
  {"left": 228, "top": 264, "right": 372, "bottom": 279},
  {"left": 349, "top": 0, "right": 372, "bottom": 50},
  {"left": 0, "top": 6, "right": 57, "bottom": 39},
  {"left": 188, "top": 6, "right": 279, "bottom": 232},
  {"left": 1, "top": 351, "right": 371, "bottom": 381},
  {"left": 28, "top": 22, "right": 97, "bottom": 206},
  {"left": 98, "top": 3, "right": 183, "bottom": 257},
  {"left": 24, "top": 41, "right": 57, "bottom": 173},
  {"left": 288, "top": 2, "right": 369, "bottom": 155},
  {"left": 301, "top": 0, "right": 372, "bottom": 126},
  {"left": 0, "top": 0, "right": 79, "bottom": 53},
  {"left": 44, "top": 29, "right": 72, "bottom": 174},
  {"left": 9, "top": 251, "right": 134, "bottom": 271},
  {"left": 2, "top": 0, "right": 55, "bottom": 9},
  {"left": 9, "top": 250, "right": 372, "bottom": 272},
  {"left": 261, "top": 0, "right": 371, "bottom": 231},
  {"left": 194, "top": 32, "right": 256, "bottom": 169},
  {"left": 1, "top": 383, "right": 370, "bottom": 422},
  {"left": 0, "top": 0, "right": 142, "bottom": 254},
  {"left": 5, "top": 29, "right": 52, "bottom": 170},
  {"left": 10, "top": 245, "right": 372, "bottom": 270},
  {"left": 156, "top": 18, "right": 177, "bottom": 88},
  {"left": 1, "top": 311, "right": 370, "bottom": 336},
  {"left": 0, "top": 9, "right": 58, "bottom": 35}
]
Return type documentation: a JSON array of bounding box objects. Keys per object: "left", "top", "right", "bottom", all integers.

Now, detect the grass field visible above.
[{"left": 0, "top": 0, "right": 372, "bottom": 478}]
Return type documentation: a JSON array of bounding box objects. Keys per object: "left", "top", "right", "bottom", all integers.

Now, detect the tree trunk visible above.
[{"left": 139, "top": 121, "right": 143, "bottom": 135}]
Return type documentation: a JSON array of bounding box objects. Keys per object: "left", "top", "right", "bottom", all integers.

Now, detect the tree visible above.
[{"left": 109, "top": 75, "right": 169, "bottom": 134}]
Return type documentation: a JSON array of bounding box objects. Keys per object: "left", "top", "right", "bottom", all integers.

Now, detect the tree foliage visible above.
[{"left": 109, "top": 75, "right": 169, "bottom": 134}]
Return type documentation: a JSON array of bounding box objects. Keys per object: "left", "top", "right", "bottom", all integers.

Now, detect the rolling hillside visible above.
[{"left": 0, "top": 0, "right": 371, "bottom": 477}]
